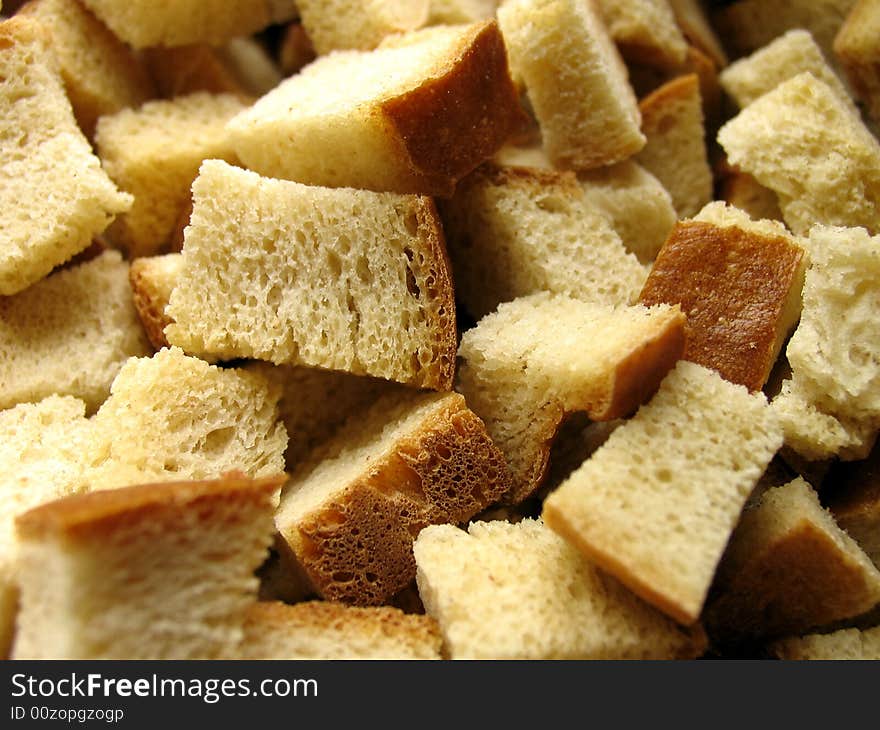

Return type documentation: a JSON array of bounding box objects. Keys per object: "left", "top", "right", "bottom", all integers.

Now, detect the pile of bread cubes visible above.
[{"left": 2, "top": 0, "right": 880, "bottom": 661}]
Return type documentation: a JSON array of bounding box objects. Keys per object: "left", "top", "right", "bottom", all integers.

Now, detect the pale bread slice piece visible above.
[
  {"left": 456, "top": 294, "right": 686, "bottom": 504},
  {"left": 834, "top": 0, "right": 880, "bottom": 123},
  {"left": 638, "top": 202, "right": 807, "bottom": 393},
  {"left": 0, "top": 250, "right": 152, "bottom": 413},
  {"left": 497, "top": 0, "right": 646, "bottom": 170},
  {"left": 439, "top": 163, "right": 648, "bottom": 319},
  {"left": 717, "top": 72, "right": 880, "bottom": 236},
  {"left": 414, "top": 519, "right": 708, "bottom": 659},
  {"left": 164, "top": 160, "right": 457, "bottom": 391},
  {"left": 12, "top": 474, "right": 284, "bottom": 659},
  {"left": 594, "top": 0, "right": 688, "bottom": 68},
  {"left": 718, "top": 167, "right": 783, "bottom": 222},
  {"left": 129, "top": 253, "right": 184, "bottom": 351},
  {"left": 0, "top": 17, "right": 132, "bottom": 295},
  {"left": 428, "top": 0, "right": 498, "bottom": 25},
  {"left": 227, "top": 21, "right": 524, "bottom": 196},
  {"left": 542, "top": 360, "right": 784, "bottom": 625},
  {"left": 240, "top": 601, "right": 443, "bottom": 659},
  {"left": 668, "top": 0, "right": 729, "bottom": 69},
  {"left": 705, "top": 478, "right": 880, "bottom": 644},
  {"left": 771, "top": 625, "right": 880, "bottom": 659},
  {"left": 275, "top": 389, "right": 511, "bottom": 606}
]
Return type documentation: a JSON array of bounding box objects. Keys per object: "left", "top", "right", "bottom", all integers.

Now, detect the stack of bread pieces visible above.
[{"left": 3, "top": 0, "right": 880, "bottom": 661}]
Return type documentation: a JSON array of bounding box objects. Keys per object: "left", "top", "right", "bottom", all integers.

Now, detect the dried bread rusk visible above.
[
  {"left": 718, "top": 72, "right": 880, "bottom": 236},
  {"left": 439, "top": 163, "right": 647, "bottom": 320},
  {"left": 834, "top": 0, "right": 880, "bottom": 123},
  {"left": 770, "top": 624, "right": 880, "bottom": 660},
  {"left": 497, "top": 0, "right": 646, "bottom": 170},
  {"left": 227, "top": 21, "right": 524, "bottom": 197},
  {"left": 456, "top": 293, "right": 686, "bottom": 504},
  {"left": 12, "top": 473, "right": 285, "bottom": 659},
  {"left": 413, "top": 519, "right": 708, "bottom": 659},
  {"left": 0, "top": 16, "right": 132, "bottom": 296},
  {"left": 275, "top": 389, "right": 511, "bottom": 606},
  {"left": 668, "top": 0, "right": 729, "bottom": 69},
  {"left": 636, "top": 73, "right": 712, "bottom": 218},
  {"left": 165, "top": 160, "right": 457, "bottom": 391},
  {"left": 542, "top": 360, "right": 784, "bottom": 626},
  {"left": 428, "top": 0, "right": 498, "bottom": 25},
  {"left": 0, "top": 250, "right": 151, "bottom": 413},
  {"left": 638, "top": 202, "right": 807, "bottom": 393},
  {"left": 594, "top": 0, "right": 688, "bottom": 68},
  {"left": 17, "top": 0, "right": 155, "bottom": 140},
  {"left": 705, "top": 478, "right": 880, "bottom": 644},
  {"left": 128, "top": 253, "right": 184, "bottom": 351},
  {"left": 239, "top": 601, "right": 443, "bottom": 659}
]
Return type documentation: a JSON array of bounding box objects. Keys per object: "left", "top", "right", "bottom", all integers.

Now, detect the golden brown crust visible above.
[
  {"left": 16, "top": 472, "right": 287, "bottom": 541},
  {"left": 639, "top": 220, "right": 805, "bottom": 392},
  {"left": 503, "top": 401, "right": 566, "bottom": 505},
  {"left": 833, "top": 0, "right": 880, "bottom": 121},
  {"left": 129, "top": 258, "right": 172, "bottom": 351},
  {"left": 284, "top": 394, "right": 512, "bottom": 605},
  {"left": 381, "top": 21, "right": 528, "bottom": 198},
  {"left": 639, "top": 72, "right": 701, "bottom": 128}
]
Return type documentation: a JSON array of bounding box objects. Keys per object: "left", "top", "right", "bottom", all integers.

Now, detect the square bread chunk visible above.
[
  {"left": 497, "top": 0, "right": 646, "bottom": 169},
  {"left": 439, "top": 163, "right": 647, "bottom": 320},
  {"left": 771, "top": 625, "right": 880, "bottom": 660},
  {"left": 96, "top": 93, "right": 246, "bottom": 259},
  {"left": 0, "top": 250, "right": 152, "bottom": 413},
  {"left": 78, "top": 0, "right": 297, "bottom": 49},
  {"left": 165, "top": 160, "right": 457, "bottom": 391},
  {"left": 413, "top": 519, "right": 707, "bottom": 659},
  {"left": 718, "top": 72, "right": 880, "bottom": 236},
  {"left": 834, "top": 0, "right": 880, "bottom": 123},
  {"left": 239, "top": 601, "right": 443, "bottom": 659},
  {"left": 594, "top": 0, "right": 688, "bottom": 68},
  {"left": 296, "top": 0, "right": 429, "bottom": 54},
  {"left": 638, "top": 202, "right": 807, "bottom": 392},
  {"left": 226, "top": 21, "right": 523, "bottom": 196},
  {"left": 705, "top": 478, "right": 880, "bottom": 644},
  {"left": 18, "top": 0, "right": 155, "bottom": 140},
  {"left": 12, "top": 474, "right": 285, "bottom": 659},
  {"left": 456, "top": 294, "right": 686, "bottom": 503},
  {"left": 0, "top": 17, "right": 132, "bottom": 296},
  {"left": 542, "top": 360, "right": 783, "bottom": 625},
  {"left": 275, "top": 389, "right": 511, "bottom": 606}
]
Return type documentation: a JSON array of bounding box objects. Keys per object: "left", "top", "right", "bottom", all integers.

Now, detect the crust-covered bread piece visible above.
[
  {"left": 414, "top": 519, "right": 708, "bottom": 659},
  {"left": 227, "top": 21, "right": 524, "bottom": 196},
  {"left": 129, "top": 253, "right": 184, "bottom": 351},
  {"left": 834, "top": 0, "right": 880, "bottom": 123},
  {"left": 457, "top": 293, "right": 686, "bottom": 503},
  {"left": 543, "top": 361, "right": 783, "bottom": 625},
  {"left": 275, "top": 390, "right": 511, "bottom": 605},
  {"left": 240, "top": 601, "right": 443, "bottom": 659},
  {"left": 595, "top": 0, "right": 688, "bottom": 68},
  {"left": 165, "top": 160, "right": 457, "bottom": 391},
  {"left": 13, "top": 473, "right": 285, "bottom": 659}
]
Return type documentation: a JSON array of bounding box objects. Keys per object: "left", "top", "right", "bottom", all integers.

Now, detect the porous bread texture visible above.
[
  {"left": 720, "top": 29, "right": 855, "bottom": 112},
  {"left": 542, "top": 360, "right": 784, "bottom": 625},
  {"left": 0, "top": 17, "right": 132, "bottom": 296},
  {"left": 668, "top": 0, "right": 729, "bottom": 69},
  {"left": 0, "top": 250, "right": 152, "bottom": 413},
  {"left": 413, "top": 519, "right": 707, "bottom": 659},
  {"left": 718, "top": 169, "right": 783, "bottom": 222},
  {"left": 0, "top": 396, "right": 95, "bottom": 658},
  {"left": 78, "top": 0, "right": 295, "bottom": 49},
  {"left": 712, "top": 0, "right": 857, "bottom": 61},
  {"left": 165, "top": 160, "right": 456, "bottom": 391},
  {"left": 577, "top": 160, "right": 677, "bottom": 264},
  {"left": 95, "top": 93, "right": 246, "bottom": 260},
  {"left": 827, "top": 444, "right": 880, "bottom": 568},
  {"left": 246, "top": 363, "right": 399, "bottom": 469},
  {"left": 86, "top": 347, "right": 288, "bottom": 491},
  {"left": 638, "top": 201, "right": 807, "bottom": 393},
  {"left": 705, "top": 478, "right": 880, "bottom": 643},
  {"left": 456, "top": 293, "right": 686, "bottom": 504},
  {"left": 18, "top": 0, "right": 155, "bottom": 140},
  {"left": 717, "top": 72, "right": 880, "bottom": 236},
  {"left": 129, "top": 253, "right": 184, "bottom": 350},
  {"left": 429, "top": 0, "right": 498, "bottom": 25},
  {"left": 12, "top": 474, "right": 284, "bottom": 659},
  {"left": 275, "top": 389, "right": 512, "bottom": 605},
  {"left": 240, "top": 601, "right": 443, "bottom": 659},
  {"left": 296, "top": 0, "right": 429, "bottom": 54},
  {"left": 771, "top": 624, "right": 880, "bottom": 660},
  {"left": 497, "top": 0, "right": 646, "bottom": 170},
  {"left": 786, "top": 226, "right": 880, "bottom": 423},
  {"left": 594, "top": 0, "right": 688, "bottom": 68},
  {"left": 227, "top": 21, "right": 524, "bottom": 197},
  {"left": 834, "top": 0, "right": 880, "bottom": 123},
  {"left": 439, "top": 163, "right": 647, "bottom": 320},
  {"left": 636, "top": 73, "right": 712, "bottom": 219}
]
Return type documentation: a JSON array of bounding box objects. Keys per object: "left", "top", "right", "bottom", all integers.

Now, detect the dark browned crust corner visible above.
[{"left": 129, "top": 258, "right": 171, "bottom": 350}]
